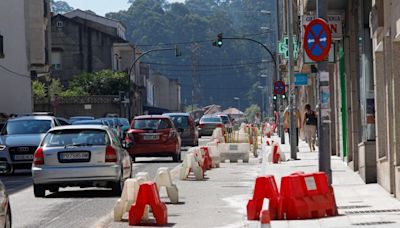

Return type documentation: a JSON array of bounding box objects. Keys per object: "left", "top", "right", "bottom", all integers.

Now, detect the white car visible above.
[{"left": 32, "top": 125, "right": 132, "bottom": 197}]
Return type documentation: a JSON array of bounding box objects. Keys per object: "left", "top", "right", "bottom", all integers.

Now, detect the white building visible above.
[{"left": 0, "top": 0, "right": 51, "bottom": 115}]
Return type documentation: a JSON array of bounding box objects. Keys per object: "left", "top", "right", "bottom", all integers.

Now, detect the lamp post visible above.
[
  {"left": 260, "top": 74, "right": 269, "bottom": 117},
  {"left": 233, "top": 97, "right": 240, "bottom": 110}
]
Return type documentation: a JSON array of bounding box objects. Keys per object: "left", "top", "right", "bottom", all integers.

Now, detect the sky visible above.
[{"left": 63, "top": 0, "right": 185, "bottom": 16}]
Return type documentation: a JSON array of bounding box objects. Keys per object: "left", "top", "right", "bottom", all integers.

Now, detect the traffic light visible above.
[
  {"left": 273, "top": 94, "right": 277, "bottom": 100},
  {"left": 212, "top": 33, "right": 223, "bottom": 47},
  {"left": 282, "top": 93, "right": 287, "bottom": 100}
]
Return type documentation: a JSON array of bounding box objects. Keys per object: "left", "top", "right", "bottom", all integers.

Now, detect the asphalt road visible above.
[{"left": 0, "top": 148, "right": 190, "bottom": 228}]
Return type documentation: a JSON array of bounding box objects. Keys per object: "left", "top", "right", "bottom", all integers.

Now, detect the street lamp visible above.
[{"left": 233, "top": 97, "right": 241, "bottom": 110}]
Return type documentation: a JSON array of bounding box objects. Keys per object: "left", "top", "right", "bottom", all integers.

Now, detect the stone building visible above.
[{"left": 50, "top": 10, "right": 127, "bottom": 86}]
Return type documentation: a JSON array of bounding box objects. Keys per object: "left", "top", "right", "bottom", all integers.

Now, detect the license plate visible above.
[
  {"left": 143, "top": 135, "right": 159, "bottom": 140},
  {"left": 59, "top": 152, "right": 90, "bottom": 162},
  {"left": 13, "top": 154, "right": 34, "bottom": 161}
]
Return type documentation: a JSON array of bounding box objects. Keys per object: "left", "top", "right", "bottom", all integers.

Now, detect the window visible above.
[
  {"left": 56, "top": 21, "right": 64, "bottom": 28},
  {"left": 0, "top": 35, "right": 4, "bottom": 58},
  {"left": 51, "top": 51, "right": 62, "bottom": 70}
]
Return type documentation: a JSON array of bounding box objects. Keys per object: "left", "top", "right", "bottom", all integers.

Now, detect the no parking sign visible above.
[{"left": 303, "top": 18, "right": 332, "bottom": 62}]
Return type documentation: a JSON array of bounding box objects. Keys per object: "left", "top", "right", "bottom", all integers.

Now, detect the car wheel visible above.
[
  {"left": 5, "top": 204, "right": 11, "bottom": 228},
  {"left": 49, "top": 186, "right": 59, "bottom": 193},
  {"left": 33, "top": 184, "right": 46, "bottom": 198},
  {"left": 173, "top": 143, "right": 181, "bottom": 162},
  {"left": 112, "top": 171, "right": 124, "bottom": 196}
]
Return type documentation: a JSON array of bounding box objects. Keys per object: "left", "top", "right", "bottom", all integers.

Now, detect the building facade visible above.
[
  {"left": 51, "top": 10, "right": 127, "bottom": 86},
  {"left": 0, "top": 0, "right": 51, "bottom": 115}
]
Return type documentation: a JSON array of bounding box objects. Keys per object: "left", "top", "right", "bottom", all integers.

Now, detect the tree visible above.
[
  {"left": 51, "top": 0, "right": 74, "bottom": 14},
  {"left": 244, "top": 104, "right": 261, "bottom": 123},
  {"left": 32, "top": 81, "right": 46, "bottom": 99},
  {"left": 68, "top": 70, "right": 128, "bottom": 96},
  {"left": 48, "top": 79, "right": 63, "bottom": 99}
]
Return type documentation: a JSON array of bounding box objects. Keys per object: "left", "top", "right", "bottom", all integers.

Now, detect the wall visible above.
[{"left": 0, "top": 0, "right": 32, "bottom": 115}]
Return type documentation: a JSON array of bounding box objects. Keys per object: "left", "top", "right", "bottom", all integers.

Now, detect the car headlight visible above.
[{"left": 0, "top": 145, "right": 6, "bottom": 151}]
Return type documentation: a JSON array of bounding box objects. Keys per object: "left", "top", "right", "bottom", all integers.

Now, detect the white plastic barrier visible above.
[
  {"left": 135, "top": 172, "right": 150, "bottom": 181},
  {"left": 113, "top": 177, "right": 149, "bottom": 221},
  {"left": 188, "top": 147, "right": 204, "bottom": 167},
  {"left": 266, "top": 142, "right": 286, "bottom": 163},
  {"left": 155, "top": 167, "right": 179, "bottom": 204},
  {"left": 218, "top": 143, "right": 250, "bottom": 163},
  {"left": 236, "top": 127, "right": 250, "bottom": 143},
  {"left": 179, "top": 153, "right": 204, "bottom": 180},
  {"left": 205, "top": 145, "right": 220, "bottom": 168},
  {"left": 211, "top": 127, "right": 225, "bottom": 143}
]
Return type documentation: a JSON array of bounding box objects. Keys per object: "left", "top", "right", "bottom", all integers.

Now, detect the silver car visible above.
[
  {"left": 0, "top": 116, "right": 59, "bottom": 174},
  {"left": 32, "top": 125, "right": 132, "bottom": 197}
]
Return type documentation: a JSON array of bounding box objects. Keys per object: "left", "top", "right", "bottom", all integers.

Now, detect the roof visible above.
[
  {"left": 8, "top": 116, "right": 55, "bottom": 121},
  {"left": 50, "top": 125, "right": 109, "bottom": 131},
  {"left": 135, "top": 115, "right": 170, "bottom": 119},
  {"left": 223, "top": 108, "right": 244, "bottom": 115},
  {"left": 163, "top": 113, "right": 190, "bottom": 117}
]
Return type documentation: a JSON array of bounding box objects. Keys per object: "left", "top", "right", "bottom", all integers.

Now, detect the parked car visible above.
[
  {"left": 126, "top": 115, "right": 181, "bottom": 162},
  {"left": 214, "top": 113, "right": 234, "bottom": 133},
  {"left": 163, "top": 113, "right": 198, "bottom": 147},
  {"left": 56, "top": 117, "right": 71, "bottom": 126},
  {"left": 32, "top": 125, "right": 132, "bottom": 197},
  {"left": 0, "top": 116, "right": 59, "bottom": 173},
  {"left": 99, "top": 118, "right": 123, "bottom": 139},
  {"left": 198, "top": 115, "right": 225, "bottom": 137},
  {"left": 72, "top": 119, "right": 109, "bottom": 126},
  {"left": 0, "top": 181, "right": 11, "bottom": 228},
  {"left": 69, "top": 116, "right": 95, "bottom": 124},
  {"left": 117, "top": 118, "right": 130, "bottom": 133}
]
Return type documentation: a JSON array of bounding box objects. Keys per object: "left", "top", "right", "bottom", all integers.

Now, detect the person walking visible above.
[
  {"left": 303, "top": 104, "right": 317, "bottom": 151},
  {"left": 283, "top": 106, "right": 301, "bottom": 147}
]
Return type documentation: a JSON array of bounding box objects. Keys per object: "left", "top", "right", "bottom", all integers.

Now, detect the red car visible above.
[{"left": 125, "top": 115, "right": 181, "bottom": 162}]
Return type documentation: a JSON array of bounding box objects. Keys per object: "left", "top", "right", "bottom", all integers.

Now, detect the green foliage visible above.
[
  {"left": 32, "top": 81, "right": 46, "bottom": 99},
  {"left": 68, "top": 70, "right": 128, "bottom": 96},
  {"left": 61, "top": 87, "right": 88, "bottom": 97},
  {"left": 51, "top": 0, "right": 74, "bottom": 14},
  {"left": 49, "top": 79, "right": 63, "bottom": 98},
  {"left": 244, "top": 104, "right": 261, "bottom": 123},
  {"left": 106, "top": 0, "right": 276, "bottom": 109}
]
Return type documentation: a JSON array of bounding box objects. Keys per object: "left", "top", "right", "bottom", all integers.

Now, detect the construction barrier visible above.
[
  {"left": 218, "top": 143, "right": 250, "bottom": 163},
  {"left": 179, "top": 153, "right": 204, "bottom": 180},
  {"left": 205, "top": 145, "right": 220, "bottom": 168},
  {"left": 200, "top": 147, "right": 213, "bottom": 170},
  {"left": 266, "top": 142, "right": 286, "bottom": 163},
  {"left": 129, "top": 182, "right": 168, "bottom": 226},
  {"left": 114, "top": 177, "right": 150, "bottom": 222},
  {"left": 247, "top": 175, "right": 281, "bottom": 221},
  {"left": 211, "top": 127, "right": 225, "bottom": 144},
  {"left": 280, "top": 172, "right": 338, "bottom": 220},
  {"left": 155, "top": 167, "right": 179, "bottom": 204}
]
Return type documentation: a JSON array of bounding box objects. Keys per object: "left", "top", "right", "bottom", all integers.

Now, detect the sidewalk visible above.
[
  {"left": 101, "top": 137, "right": 400, "bottom": 228},
  {"left": 264, "top": 137, "right": 400, "bottom": 228}
]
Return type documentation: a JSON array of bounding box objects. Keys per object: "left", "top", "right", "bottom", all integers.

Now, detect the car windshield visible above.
[
  {"left": 133, "top": 119, "right": 172, "bottom": 130},
  {"left": 43, "top": 129, "right": 110, "bottom": 147},
  {"left": 3, "top": 120, "right": 52, "bottom": 135},
  {"left": 70, "top": 117, "right": 94, "bottom": 123},
  {"left": 169, "top": 116, "right": 188, "bottom": 128},
  {"left": 118, "top": 118, "right": 130, "bottom": 126},
  {"left": 200, "top": 117, "right": 222, "bottom": 123},
  {"left": 219, "top": 116, "right": 229, "bottom": 124}
]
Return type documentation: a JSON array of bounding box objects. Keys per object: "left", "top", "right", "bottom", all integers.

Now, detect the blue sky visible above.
[{"left": 63, "top": 0, "right": 185, "bottom": 16}]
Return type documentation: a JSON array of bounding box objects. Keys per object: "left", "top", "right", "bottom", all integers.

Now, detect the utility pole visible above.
[
  {"left": 275, "top": 0, "right": 285, "bottom": 144},
  {"left": 191, "top": 43, "right": 200, "bottom": 112},
  {"left": 286, "top": 0, "right": 297, "bottom": 159},
  {"left": 317, "top": 0, "right": 332, "bottom": 184}
]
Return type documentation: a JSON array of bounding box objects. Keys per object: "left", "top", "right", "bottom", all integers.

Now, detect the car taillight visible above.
[
  {"left": 105, "top": 145, "right": 117, "bottom": 163},
  {"left": 33, "top": 147, "right": 44, "bottom": 165},
  {"left": 199, "top": 124, "right": 205, "bottom": 128},
  {"left": 216, "top": 124, "right": 224, "bottom": 128}
]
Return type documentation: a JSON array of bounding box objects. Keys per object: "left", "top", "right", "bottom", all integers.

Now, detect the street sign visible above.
[
  {"left": 274, "top": 80, "right": 286, "bottom": 95},
  {"left": 303, "top": 18, "right": 332, "bottom": 62},
  {"left": 294, "top": 73, "right": 308, "bottom": 86},
  {"left": 302, "top": 15, "right": 343, "bottom": 40},
  {"left": 304, "top": 44, "right": 335, "bottom": 64},
  {"left": 278, "top": 36, "right": 299, "bottom": 60}
]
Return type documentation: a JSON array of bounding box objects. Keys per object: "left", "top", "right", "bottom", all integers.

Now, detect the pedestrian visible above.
[
  {"left": 283, "top": 106, "right": 301, "bottom": 147},
  {"left": 254, "top": 112, "right": 261, "bottom": 128},
  {"left": 303, "top": 104, "right": 317, "bottom": 151}
]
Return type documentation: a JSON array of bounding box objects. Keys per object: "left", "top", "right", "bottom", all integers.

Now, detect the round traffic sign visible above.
[
  {"left": 303, "top": 18, "right": 332, "bottom": 62},
  {"left": 274, "top": 80, "right": 286, "bottom": 95}
]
